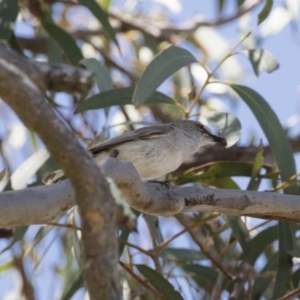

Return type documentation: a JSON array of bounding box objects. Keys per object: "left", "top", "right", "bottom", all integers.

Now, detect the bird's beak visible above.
[{"left": 210, "top": 134, "right": 227, "bottom": 146}]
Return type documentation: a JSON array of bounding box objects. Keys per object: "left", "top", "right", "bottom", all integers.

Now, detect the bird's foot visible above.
[{"left": 148, "top": 180, "right": 170, "bottom": 188}]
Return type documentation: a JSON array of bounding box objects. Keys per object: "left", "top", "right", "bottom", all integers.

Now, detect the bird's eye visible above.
[{"left": 198, "top": 123, "right": 204, "bottom": 130}]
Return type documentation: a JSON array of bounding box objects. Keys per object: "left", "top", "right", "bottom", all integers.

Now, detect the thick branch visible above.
[
  {"left": 0, "top": 46, "right": 120, "bottom": 299},
  {"left": 0, "top": 158, "right": 300, "bottom": 226}
]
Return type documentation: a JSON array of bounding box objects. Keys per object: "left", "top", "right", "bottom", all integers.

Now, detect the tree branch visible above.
[
  {"left": 0, "top": 46, "right": 121, "bottom": 299},
  {"left": 0, "top": 158, "right": 300, "bottom": 227}
]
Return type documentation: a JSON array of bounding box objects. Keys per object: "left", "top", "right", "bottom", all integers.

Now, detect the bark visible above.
[
  {"left": 0, "top": 46, "right": 121, "bottom": 300},
  {"left": 0, "top": 158, "right": 300, "bottom": 225}
]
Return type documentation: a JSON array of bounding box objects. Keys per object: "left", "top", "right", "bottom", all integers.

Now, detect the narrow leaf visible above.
[
  {"left": 61, "top": 271, "right": 83, "bottom": 300},
  {"left": 136, "top": 264, "right": 183, "bottom": 300},
  {"left": 133, "top": 46, "right": 197, "bottom": 105},
  {"left": 78, "top": 0, "right": 117, "bottom": 46},
  {"left": 80, "top": 58, "right": 113, "bottom": 91},
  {"left": 230, "top": 84, "right": 297, "bottom": 195},
  {"left": 272, "top": 222, "right": 294, "bottom": 299},
  {"left": 204, "top": 112, "right": 241, "bottom": 147},
  {"left": 181, "top": 264, "right": 218, "bottom": 291},
  {"left": 225, "top": 216, "right": 254, "bottom": 263},
  {"left": 258, "top": 0, "right": 273, "bottom": 25},
  {"left": 1, "top": 226, "right": 28, "bottom": 253},
  {"left": 218, "top": 0, "right": 225, "bottom": 12},
  {"left": 247, "top": 225, "right": 278, "bottom": 265},
  {"left": 8, "top": 33, "right": 23, "bottom": 54},
  {"left": 76, "top": 87, "right": 174, "bottom": 112},
  {"left": 161, "top": 248, "right": 206, "bottom": 262},
  {"left": 242, "top": 49, "right": 279, "bottom": 76},
  {"left": 253, "top": 253, "right": 278, "bottom": 299},
  {"left": 0, "top": 0, "right": 18, "bottom": 41},
  {"left": 0, "top": 260, "right": 14, "bottom": 274},
  {"left": 42, "top": 19, "right": 83, "bottom": 65},
  {"left": 247, "top": 143, "right": 264, "bottom": 190},
  {"left": 176, "top": 161, "right": 272, "bottom": 185}
]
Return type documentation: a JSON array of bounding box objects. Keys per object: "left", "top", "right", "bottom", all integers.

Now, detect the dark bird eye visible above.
[{"left": 198, "top": 123, "right": 204, "bottom": 130}]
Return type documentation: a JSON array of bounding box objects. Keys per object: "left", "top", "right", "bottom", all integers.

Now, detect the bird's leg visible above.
[
  {"left": 148, "top": 180, "right": 170, "bottom": 188},
  {"left": 109, "top": 149, "right": 119, "bottom": 158}
]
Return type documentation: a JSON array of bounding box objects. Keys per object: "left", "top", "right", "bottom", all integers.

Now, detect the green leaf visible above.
[
  {"left": 76, "top": 87, "right": 174, "bottom": 112},
  {"left": 0, "top": 260, "right": 14, "bottom": 274},
  {"left": 119, "top": 209, "right": 140, "bottom": 256},
  {"left": 258, "top": 0, "right": 273, "bottom": 25},
  {"left": 135, "top": 264, "right": 183, "bottom": 300},
  {"left": 99, "top": 0, "right": 112, "bottom": 11},
  {"left": 60, "top": 271, "right": 83, "bottom": 300},
  {"left": 1, "top": 226, "right": 28, "bottom": 253},
  {"left": 8, "top": 32, "right": 23, "bottom": 54},
  {"left": 253, "top": 252, "right": 278, "bottom": 299},
  {"left": 225, "top": 216, "right": 254, "bottom": 263},
  {"left": 144, "top": 215, "right": 163, "bottom": 244},
  {"left": 48, "top": 36, "right": 63, "bottom": 64},
  {"left": 236, "top": 0, "right": 246, "bottom": 6},
  {"left": 27, "top": 225, "right": 55, "bottom": 254},
  {"left": 218, "top": 0, "right": 225, "bottom": 12},
  {"left": 0, "top": 0, "right": 19, "bottom": 41},
  {"left": 180, "top": 264, "right": 218, "bottom": 291},
  {"left": 242, "top": 49, "right": 279, "bottom": 76},
  {"left": 272, "top": 222, "right": 294, "bottom": 299},
  {"left": 42, "top": 19, "right": 83, "bottom": 65},
  {"left": 293, "top": 267, "right": 300, "bottom": 288},
  {"left": 132, "top": 46, "right": 197, "bottom": 106},
  {"left": 204, "top": 112, "right": 241, "bottom": 147},
  {"left": 205, "top": 177, "right": 240, "bottom": 189},
  {"left": 247, "top": 225, "right": 278, "bottom": 265},
  {"left": 230, "top": 84, "right": 297, "bottom": 195},
  {"left": 80, "top": 58, "right": 113, "bottom": 91},
  {"left": 176, "top": 161, "right": 272, "bottom": 185},
  {"left": 78, "top": 0, "right": 117, "bottom": 46},
  {"left": 247, "top": 143, "right": 264, "bottom": 190},
  {"left": 161, "top": 248, "right": 206, "bottom": 262}
]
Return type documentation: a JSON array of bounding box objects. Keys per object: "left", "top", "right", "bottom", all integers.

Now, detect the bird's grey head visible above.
[{"left": 174, "top": 120, "right": 227, "bottom": 147}]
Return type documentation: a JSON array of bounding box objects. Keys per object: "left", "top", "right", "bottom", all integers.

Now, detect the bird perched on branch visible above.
[{"left": 43, "top": 120, "right": 226, "bottom": 184}]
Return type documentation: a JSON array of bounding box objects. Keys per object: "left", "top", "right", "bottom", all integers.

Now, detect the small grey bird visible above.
[{"left": 43, "top": 120, "right": 226, "bottom": 184}]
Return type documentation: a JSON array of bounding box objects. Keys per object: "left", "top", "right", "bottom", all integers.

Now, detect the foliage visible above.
[{"left": 0, "top": 0, "right": 300, "bottom": 299}]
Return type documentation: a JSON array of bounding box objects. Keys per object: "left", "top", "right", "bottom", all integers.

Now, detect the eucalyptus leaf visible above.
[
  {"left": 247, "top": 143, "right": 264, "bottom": 190},
  {"left": 230, "top": 84, "right": 297, "bottom": 195},
  {"left": 258, "top": 0, "right": 273, "bottom": 25},
  {"left": 272, "top": 222, "right": 294, "bottom": 299},
  {"left": 204, "top": 112, "right": 241, "bottom": 147},
  {"left": 78, "top": 0, "right": 118, "bottom": 46},
  {"left": 136, "top": 264, "right": 183, "bottom": 300},
  {"left": 80, "top": 58, "right": 113, "bottom": 92},
  {"left": 133, "top": 46, "right": 197, "bottom": 105},
  {"left": 180, "top": 264, "right": 218, "bottom": 291},
  {"left": 242, "top": 49, "right": 279, "bottom": 76},
  {"left": 76, "top": 87, "right": 173, "bottom": 112},
  {"left": 161, "top": 248, "right": 206, "bottom": 262},
  {"left": 1, "top": 226, "right": 28, "bottom": 253},
  {"left": 42, "top": 19, "right": 83, "bottom": 65},
  {"left": 225, "top": 216, "right": 254, "bottom": 263},
  {"left": 253, "top": 253, "right": 278, "bottom": 299},
  {"left": 0, "top": 0, "right": 18, "bottom": 42}
]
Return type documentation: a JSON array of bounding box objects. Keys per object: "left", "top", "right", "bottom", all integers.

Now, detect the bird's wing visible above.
[{"left": 89, "top": 124, "right": 173, "bottom": 155}]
